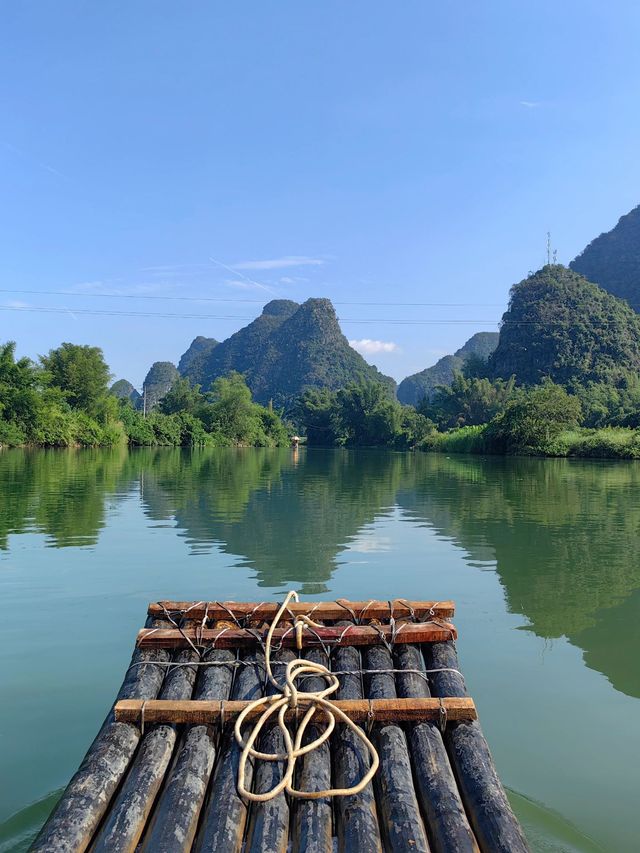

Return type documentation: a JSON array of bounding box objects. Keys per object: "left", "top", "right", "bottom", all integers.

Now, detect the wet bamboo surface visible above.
[{"left": 32, "top": 607, "right": 529, "bottom": 853}]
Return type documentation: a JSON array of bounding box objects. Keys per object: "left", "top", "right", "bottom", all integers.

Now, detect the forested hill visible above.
[
  {"left": 570, "top": 205, "right": 640, "bottom": 312},
  {"left": 178, "top": 297, "right": 395, "bottom": 406},
  {"left": 397, "top": 332, "right": 499, "bottom": 405},
  {"left": 489, "top": 264, "right": 640, "bottom": 385},
  {"left": 177, "top": 336, "right": 219, "bottom": 377}
]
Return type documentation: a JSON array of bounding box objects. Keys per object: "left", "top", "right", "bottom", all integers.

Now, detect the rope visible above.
[{"left": 233, "top": 591, "right": 380, "bottom": 801}]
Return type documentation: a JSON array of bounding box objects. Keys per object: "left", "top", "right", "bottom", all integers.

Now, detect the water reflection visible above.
[{"left": 1, "top": 447, "right": 639, "bottom": 697}]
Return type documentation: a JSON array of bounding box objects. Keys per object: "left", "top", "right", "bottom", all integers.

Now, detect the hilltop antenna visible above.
[
  {"left": 553, "top": 248, "right": 558, "bottom": 264},
  {"left": 546, "top": 232, "right": 552, "bottom": 265}
]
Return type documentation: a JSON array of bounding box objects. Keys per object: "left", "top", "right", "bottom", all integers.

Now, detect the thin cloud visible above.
[
  {"left": 520, "top": 100, "right": 542, "bottom": 108},
  {"left": 233, "top": 256, "right": 325, "bottom": 271},
  {"left": 210, "top": 256, "right": 278, "bottom": 295},
  {"left": 4, "top": 300, "right": 30, "bottom": 309},
  {"left": 2, "top": 141, "right": 67, "bottom": 178},
  {"left": 349, "top": 339, "right": 399, "bottom": 355}
]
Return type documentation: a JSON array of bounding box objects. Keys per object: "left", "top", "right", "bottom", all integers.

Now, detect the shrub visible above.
[
  {"left": 0, "top": 420, "right": 27, "bottom": 446},
  {"left": 420, "top": 424, "right": 488, "bottom": 454}
]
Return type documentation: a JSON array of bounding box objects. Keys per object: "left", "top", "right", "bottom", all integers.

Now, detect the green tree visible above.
[
  {"left": 0, "top": 342, "right": 40, "bottom": 442},
  {"left": 205, "top": 372, "right": 289, "bottom": 446},
  {"left": 421, "top": 374, "right": 517, "bottom": 430},
  {"left": 569, "top": 372, "right": 640, "bottom": 428},
  {"left": 335, "top": 382, "right": 402, "bottom": 447},
  {"left": 158, "top": 377, "right": 204, "bottom": 415},
  {"left": 40, "top": 342, "right": 111, "bottom": 417},
  {"left": 487, "top": 381, "right": 583, "bottom": 453},
  {"left": 294, "top": 388, "right": 341, "bottom": 446}
]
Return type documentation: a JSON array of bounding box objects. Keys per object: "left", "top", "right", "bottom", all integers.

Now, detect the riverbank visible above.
[{"left": 421, "top": 425, "right": 640, "bottom": 459}]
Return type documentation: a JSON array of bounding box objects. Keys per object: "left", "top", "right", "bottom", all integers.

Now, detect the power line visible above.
[
  {"left": 0, "top": 304, "right": 500, "bottom": 324},
  {"left": 0, "top": 288, "right": 506, "bottom": 308},
  {"left": 0, "top": 302, "right": 630, "bottom": 327}
]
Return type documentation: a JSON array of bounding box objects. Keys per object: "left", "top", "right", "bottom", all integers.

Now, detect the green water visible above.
[{"left": 0, "top": 447, "right": 638, "bottom": 852}]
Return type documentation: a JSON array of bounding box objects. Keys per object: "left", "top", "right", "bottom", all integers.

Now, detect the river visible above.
[{"left": 0, "top": 447, "right": 638, "bottom": 851}]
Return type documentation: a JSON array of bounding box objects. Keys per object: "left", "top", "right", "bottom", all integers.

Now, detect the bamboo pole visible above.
[
  {"left": 115, "top": 696, "right": 477, "bottom": 725},
  {"left": 149, "top": 600, "right": 455, "bottom": 621},
  {"left": 363, "top": 644, "right": 431, "bottom": 852},
  {"left": 139, "top": 648, "right": 236, "bottom": 852},
  {"left": 193, "top": 651, "right": 265, "bottom": 853},
  {"left": 243, "top": 649, "right": 295, "bottom": 853},
  {"left": 393, "top": 643, "right": 479, "bottom": 853},
  {"left": 136, "top": 621, "right": 457, "bottom": 650},
  {"left": 423, "top": 642, "right": 530, "bottom": 853},
  {"left": 91, "top": 646, "right": 199, "bottom": 853},
  {"left": 290, "top": 647, "right": 333, "bottom": 853},
  {"left": 331, "top": 630, "right": 383, "bottom": 853}
]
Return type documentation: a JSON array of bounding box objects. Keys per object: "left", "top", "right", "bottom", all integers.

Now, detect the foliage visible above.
[
  {"left": 119, "top": 373, "right": 288, "bottom": 448},
  {"left": 570, "top": 204, "right": 640, "bottom": 312},
  {"left": 420, "top": 424, "right": 488, "bottom": 454},
  {"left": 177, "top": 336, "right": 219, "bottom": 378},
  {"left": 0, "top": 341, "right": 120, "bottom": 447},
  {"left": 485, "top": 381, "right": 583, "bottom": 453},
  {"left": 40, "top": 342, "right": 112, "bottom": 417},
  {"left": 461, "top": 352, "right": 493, "bottom": 380},
  {"left": 569, "top": 372, "right": 640, "bottom": 428},
  {"left": 420, "top": 374, "right": 517, "bottom": 430},
  {"left": 335, "top": 382, "right": 403, "bottom": 446},
  {"left": 158, "top": 377, "right": 205, "bottom": 415},
  {"left": 397, "top": 332, "right": 499, "bottom": 406},
  {"left": 545, "top": 427, "right": 640, "bottom": 459},
  {"left": 0, "top": 341, "right": 41, "bottom": 438},
  {"left": 0, "top": 338, "right": 289, "bottom": 449},
  {"left": 489, "top": 265, "right": 640, "bottom": 386},
  {"left": 296, "top": 381, "right": 433, "bottom": 449},
  {"left": 205, "top": 372, "right": 288, "bottom": 446},
  {"left": 178, "top": 298, "right": 396, "bottom": 407},
  {"left": 294, "top": 388, "right": 339, "bottom": 446}
]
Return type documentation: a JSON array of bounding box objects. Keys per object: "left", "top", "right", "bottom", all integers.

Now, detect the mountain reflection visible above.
[
  {"left": 1, "top": 447, "right": 639, "bottom": 697},
  {"left": 138, "top": 447, "right": 409, "bottom": 593}
]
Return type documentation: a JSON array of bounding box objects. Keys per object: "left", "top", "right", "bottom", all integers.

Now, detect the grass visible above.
[{"left": 422, "top": 425, "right": 640, "bottom": 459}]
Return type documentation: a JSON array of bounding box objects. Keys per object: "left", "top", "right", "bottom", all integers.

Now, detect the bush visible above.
[
  {"left": 420, "top": 424, "right": 488, "bottom": 454},
  {"left": 176, "top": 412, "right": 212, "bottom": 447},
  {"left": 31, "top": 405, "right": 77, "bottom": 446},
  {"left": 148, "top": 413, "right": 183, "bottom": 446},
  {"left": 486, "top": 382, "right": 582, "bottom": 453},
  {"left": 0, "top": 420, "right": 27, "bottom": 446}
]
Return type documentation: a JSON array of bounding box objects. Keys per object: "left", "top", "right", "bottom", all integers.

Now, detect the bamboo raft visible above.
[{"left": 32, "top": 597, "right": 530, "bottom": 852}]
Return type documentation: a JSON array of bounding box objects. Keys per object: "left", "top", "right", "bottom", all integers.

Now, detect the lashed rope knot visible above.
[{"left": 234, "top": 590, "right": 379, "bottom": 801}]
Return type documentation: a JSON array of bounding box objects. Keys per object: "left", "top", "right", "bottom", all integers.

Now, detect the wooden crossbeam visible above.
[
  {"left": 136, "top": 621, "right": 456, "bottom": 650},
  {"left": 148, "top": 599, "right": 455, "bottom": 622},
  {"left": 115, "top": 697, "right": 476, "bottom": 725}
]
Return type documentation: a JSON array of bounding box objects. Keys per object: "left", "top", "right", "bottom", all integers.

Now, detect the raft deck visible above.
[{"left": 32, "top": 598, "right": 529, "bottom": 852}]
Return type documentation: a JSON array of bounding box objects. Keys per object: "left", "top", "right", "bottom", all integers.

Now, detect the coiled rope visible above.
[{"left": 233, "top": 590, "right": 380, "bottom": 801}]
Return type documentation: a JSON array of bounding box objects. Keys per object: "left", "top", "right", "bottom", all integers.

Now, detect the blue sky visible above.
[{"left": 2, "top": 1, "right": 640, "bottom": 387}]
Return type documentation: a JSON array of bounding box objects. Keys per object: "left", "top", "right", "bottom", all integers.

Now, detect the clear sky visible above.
[{"left": 2, "top": 1, "right": 640, "bottom": 387}]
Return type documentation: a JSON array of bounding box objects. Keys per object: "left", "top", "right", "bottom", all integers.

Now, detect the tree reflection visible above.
[
  {"left": 397, "top": 454, "right": 640, "bottom": 697},
  {"left": 2, "top": 447, "right": 639, "bottom": 696}
]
